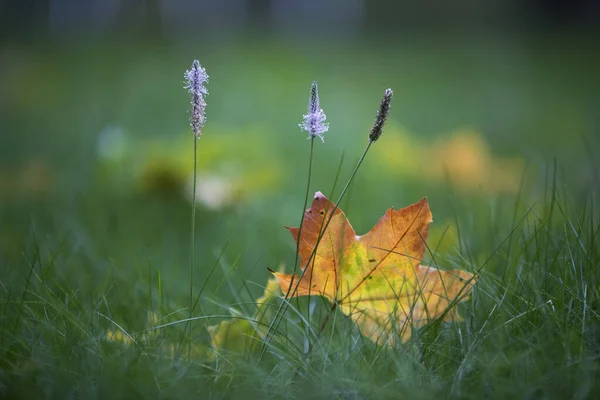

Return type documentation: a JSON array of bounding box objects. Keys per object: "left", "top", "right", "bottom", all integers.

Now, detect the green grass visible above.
[{"left": 1, "top": 34, "right": 599, "bottom": 398}]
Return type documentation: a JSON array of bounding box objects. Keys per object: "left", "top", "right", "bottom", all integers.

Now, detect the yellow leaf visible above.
[
  {"left": 208, "top": 318, "right": 258, "bottom": 355},
  {"left": 105, "top": 329, "right": 133, "bottom": 345},
  {"left": 273, "top": 192, "right": 476, "bottom": 345},
  {"left": 208, "top": 277, "right": 282, "bottom": 355}
]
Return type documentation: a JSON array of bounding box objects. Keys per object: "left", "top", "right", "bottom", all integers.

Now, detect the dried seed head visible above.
[
  {"left": 299, "top": 81, "right": 329, "bottom": 143},
  {"left": 369, "top": 88, "right": 393, "bottom": 143},
  {"left": 308, "top": 81, "right": 320, "bottom": 115},
  {"left": 184, "top": 60, "right": 209, "bottom": 138}
]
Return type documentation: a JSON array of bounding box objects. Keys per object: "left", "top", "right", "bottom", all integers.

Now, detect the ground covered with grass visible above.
[{"left": 1, "top": 34, "right": 599, "bottom": 399}]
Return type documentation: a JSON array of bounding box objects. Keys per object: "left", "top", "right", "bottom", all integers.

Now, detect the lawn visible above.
[{"left": 0, "top": 33, "right": 599, "bottom": 399}]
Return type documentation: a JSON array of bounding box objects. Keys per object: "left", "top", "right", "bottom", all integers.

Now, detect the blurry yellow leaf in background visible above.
[
  {"left": 425, "top": 129, "right": 524, "bottom": 194},
  {"left": 0, "top": 158, "right": 55, "bottom": 203},
  {"left": 96, "top": 126, "right": 283, "bottom": 210},
  {"left": 375, "top": 124, "right": 524, "bottom": 195}
]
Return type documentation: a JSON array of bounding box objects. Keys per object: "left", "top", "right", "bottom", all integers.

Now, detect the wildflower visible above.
[
  {"left": 369, "top": 88, "right": 393, "bottom": 143},
  {"left": 299, "top": 81, "right": 328, "bottom": 143},
  {"left": 184, "top": 60, "right": 209, "bottom": 138}
]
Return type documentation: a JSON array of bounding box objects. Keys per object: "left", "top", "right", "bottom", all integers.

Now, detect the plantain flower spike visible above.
[
  {"left": 184, "top": 60, "right": 209, "bottom": 138},
  {"left": 299, "top": 81, "right": 329, "bottom": 143},
  {"left": 369, "top": 88, "right": 393, "bottom": 143}
]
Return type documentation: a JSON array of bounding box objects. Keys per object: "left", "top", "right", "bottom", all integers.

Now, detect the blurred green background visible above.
[
  {"left": 1, "top": 0, "right": 599, "bottom": 298},
  {"left": 1, "top": 0, "right": 599, "bottom": 300},
  {"left": 1, "top": 1, "right": 600, "bottom": 398},
  {"left": 1, "top": 0, "right": 600, "bottom": 364}
]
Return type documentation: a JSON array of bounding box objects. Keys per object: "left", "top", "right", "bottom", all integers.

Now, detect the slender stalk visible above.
[
  {"left": 259, "top": 137, "right": 316, "bottom": 359},
  {"left": 318, "top": 303, "right": 337, "bottom": 335},
  {"left": 261, "top": 140, "right": 373, "bottom": 358},
  {"left": 188, "top": 137, "right": 198, "bottom": 360},
  {"left": 304, "top": 141, "right": 370, "bottom": 333},
  {"left": 285, "top": 137, "right": 315, "bottom": 303},
  {"left": 183, "top": 59, "right": 208, "bottom": 360}
]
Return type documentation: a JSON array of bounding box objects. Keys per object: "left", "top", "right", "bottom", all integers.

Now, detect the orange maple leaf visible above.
[{"left": 272, "top": 191, "right": 476, "bottom": 345}]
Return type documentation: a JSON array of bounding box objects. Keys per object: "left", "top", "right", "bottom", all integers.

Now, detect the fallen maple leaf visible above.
[{"left": 272, "top": 192, "right": 476, "bottom": 345}]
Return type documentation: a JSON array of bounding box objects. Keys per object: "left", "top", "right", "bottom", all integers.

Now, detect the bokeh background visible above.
[{"left": 1, "top": 0, "right": 599, "bottom": 312}]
